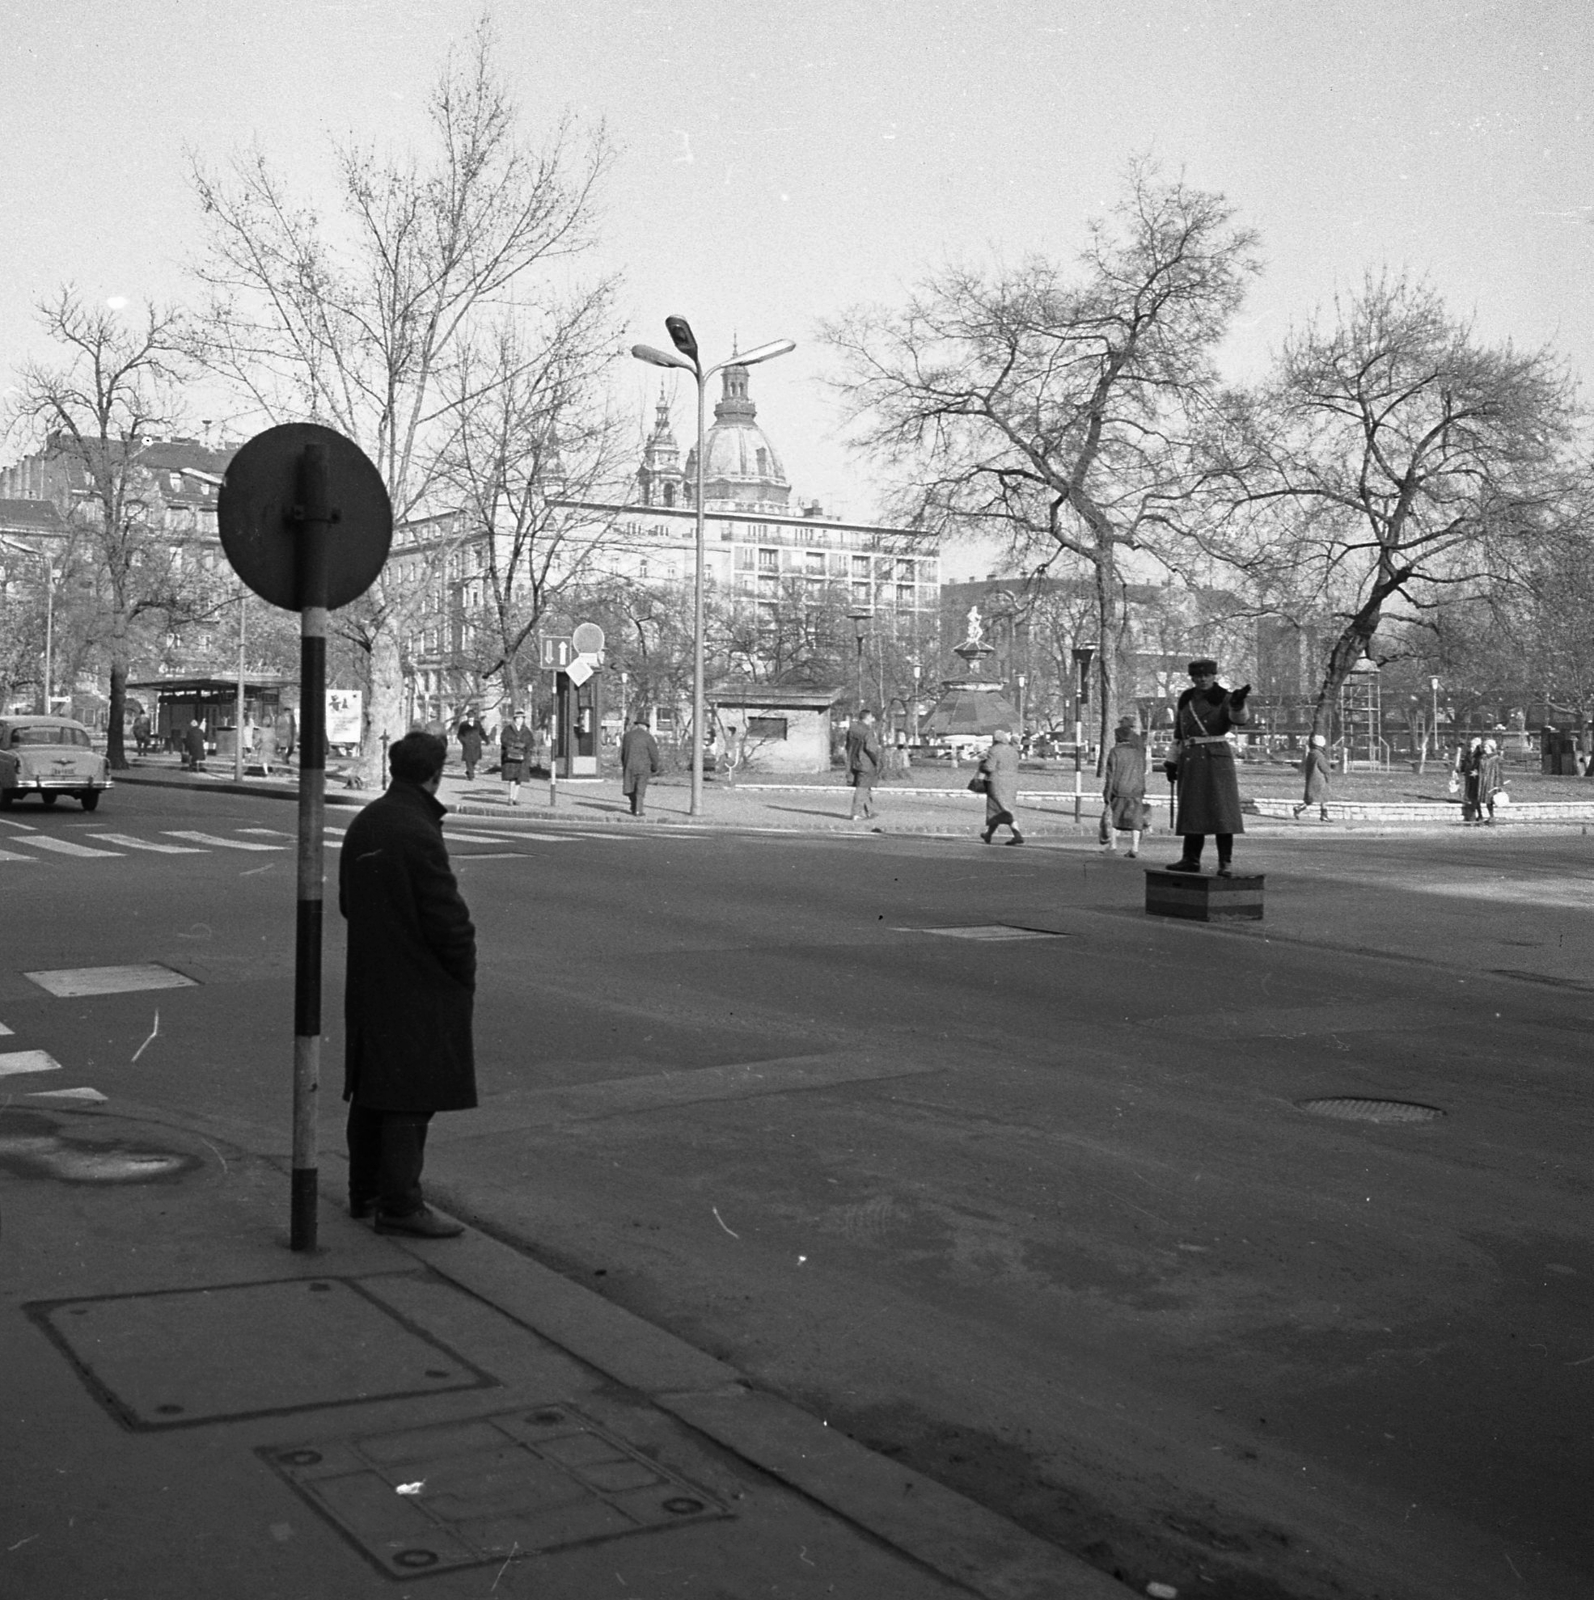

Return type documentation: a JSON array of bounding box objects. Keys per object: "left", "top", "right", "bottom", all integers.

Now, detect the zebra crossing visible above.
[{"left": 0, "top": 816, "right": 619, "bottom": 865}]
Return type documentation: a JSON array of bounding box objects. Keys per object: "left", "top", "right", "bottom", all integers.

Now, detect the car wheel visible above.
[
  {"left": 41, "top": 792, "right": 58, "bottom": 807},
  {"left": 80, "top": 791, "right": 100, "bottom": 812}
]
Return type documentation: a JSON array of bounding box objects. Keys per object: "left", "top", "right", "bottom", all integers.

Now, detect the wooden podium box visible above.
[{"left": 1145, "top": 869, "right": 1264, "bottom": 921}]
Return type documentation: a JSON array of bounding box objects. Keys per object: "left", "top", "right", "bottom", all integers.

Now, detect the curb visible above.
[{"left": 74, "top": 1092, "right": 1126, "bottom": 1600}]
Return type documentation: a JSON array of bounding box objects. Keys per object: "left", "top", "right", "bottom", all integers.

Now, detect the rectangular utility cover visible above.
[
  {"left": 262, "top": 1404, "right": 729, "bottom": 1576},
  {"left": 30, "top": 1276, "right": 494, "bottom": 1429},
  {"left": 25, "top": 964, "right": 198, "bottom": 998},
  {"left": 915, "top": 924, "right": 1067, "bottom": 941}
]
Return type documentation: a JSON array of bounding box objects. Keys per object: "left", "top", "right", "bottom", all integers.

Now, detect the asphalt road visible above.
[{"left": 2, "top": 782, "right": 1589, "bottom": 1600}]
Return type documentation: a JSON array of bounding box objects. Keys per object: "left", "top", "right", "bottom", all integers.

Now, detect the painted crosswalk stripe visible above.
[
  {"left": 0, "top": 1050, "right": 62, "bottom": 1077},
  {"left": 28, "top": 1086, "right": 108, "bottom": 1103},
  {"left": 238, "top": 828, "right": 294, "bottom": 837},
  {"left": 89, "top": 833, "right": 208, "bottom": 854},
  {"left": 14, "top": 836, "right": 124, "bottom": 858},
  {"left": 0, "top": 1021, "right": 12, "bottom": 1035},
  {"left": 162, "top": 831, "right": 282, "bottom": 851},
  {"left": 25, "top": 964, "right": 197, "bottom": 998},
  {"left": 0, "top": 847, "right": 39, "bottom": 862}
]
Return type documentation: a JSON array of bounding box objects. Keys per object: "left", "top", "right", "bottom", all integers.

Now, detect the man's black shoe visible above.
[
  {"left": 1216, "top": 864, "right": 1234, "bottom": 877},
  {"left": 1165, "top": 860, "right": 1201, "bottom": 873},
  {"left": 375, "top": 1205, "right": 464, "bottom": 1239}
]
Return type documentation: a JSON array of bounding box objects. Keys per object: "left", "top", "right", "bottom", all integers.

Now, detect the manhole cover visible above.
[
  {"left": 262, "top": 1405, "right": 730, "bottom": 1575},
  {"left": 1297, "top": 1097, "right": 1445, "bottom": 1124},
  {"left": 28, "top": 1277, "right": 494, "bottom": 1429},
  {"left": 912, "top": 925, "right": 1068, "bottom": 941}
]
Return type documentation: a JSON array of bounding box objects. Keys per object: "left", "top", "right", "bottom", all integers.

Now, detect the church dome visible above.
[{"left": 683, "top": 363, "right": 790, "bottom": 508}]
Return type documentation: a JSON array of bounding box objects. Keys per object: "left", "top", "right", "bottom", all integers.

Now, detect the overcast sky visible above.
[{"left": 3, "top": 0, "right": 1589, "bottom": 577}]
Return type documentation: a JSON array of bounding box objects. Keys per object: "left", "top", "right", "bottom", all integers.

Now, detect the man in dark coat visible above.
[
  {"left": 339, "top": 731, "right": 476, "bottom": 1237},
  {"left": 182, "top": 718, "right": 207, "bottom": 771},
  {"left": 845, "top": 709, "right": 882, "bottom": 820},
  {"left": 1165, "top": 659, "right": 1252, "bottom": 876},
  {"left": 455, "top": 707, "right": 486, "bottom": 780},
  {"left": 619, "top": 712, "right": 662, "bottom": 816}
]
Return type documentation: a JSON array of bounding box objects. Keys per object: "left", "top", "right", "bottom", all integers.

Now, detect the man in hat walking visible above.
[{"left": 1165, "top": 659, "right": 1251, "bottom": 876}]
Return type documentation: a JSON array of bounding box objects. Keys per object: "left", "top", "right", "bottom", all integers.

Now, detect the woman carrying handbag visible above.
[{"left": 976, "top": 729, "right": 1023, "bottom": 845}]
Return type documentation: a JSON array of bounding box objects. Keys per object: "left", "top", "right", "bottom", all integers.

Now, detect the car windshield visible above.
[{"left": 8, "top": 726, "right": 91, "bottom": 748}]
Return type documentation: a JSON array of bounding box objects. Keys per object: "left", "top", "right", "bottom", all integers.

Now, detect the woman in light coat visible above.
[
  {"left": 978, "top": 729, "right": 1023, "bottom": 845},
  {"left": 1101, "top": 719, "right": 1147, "bottom": 856},
  {"left": 1294, "top": 734, "right": 1331, "bottom": 821}
]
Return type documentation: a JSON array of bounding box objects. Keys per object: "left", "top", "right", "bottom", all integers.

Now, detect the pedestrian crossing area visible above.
[{"left": 0, "top": 817, "right": 623, "bottom": 865}]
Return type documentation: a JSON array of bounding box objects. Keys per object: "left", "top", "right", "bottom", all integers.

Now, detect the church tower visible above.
[{"left": 636, "top": 385, "right": 683, "bottom": 508}]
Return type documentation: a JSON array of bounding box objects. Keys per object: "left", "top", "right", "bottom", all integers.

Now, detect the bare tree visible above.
[
  {"left": 187, "top": 16, "right": 612, "bottom": 782},
  {"left": 5, "top": 291, "right": 221, "bottom": 766},
  {"left": 1208, "top": 273, "right": 1579, "bottom": 736},
  {"left": 437, "top": 287, "right": 627, "bottom": 713},
  {"left": 824, "top": 162, "right": 1260, "bottom": 754}
]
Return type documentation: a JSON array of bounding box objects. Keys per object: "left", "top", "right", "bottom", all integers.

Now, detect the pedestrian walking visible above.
[
  {"left": 620, "top": 712, "right": 662, "bottom": 816},
  {"left": 1100, "top": 718, "right": 1147, "bottom": 857},
  {"left": 275, "top": 707, "right": 297, "bottom": 762},
  {"left": 339, "top": 731, "right": 474, "bottom": 1238},
  {"left": 846, "top": 709, "right": 882, "bottom": 821},
  {"left": 1164, "top": 659, "right": 1251, "bottom": 876},
  {"left": 257, "top": 718, "right": 277, "bottom": 777},
  {"left": 1293, "top": 734, "right": 1331, "bottom": 821},
  {"left": 978, "top": 728, "right": 1023, "bottom": 845},
  {"left": 499, "top": 711, "right": 532, "bottom": 805},
  {"left": 1479, "top": 738, "right": 1505, "bottom": 824},
  {"left": 182, "top": 717, "right": 207, "bottom": 772},
  {"left": 455, "top": 708, "right": 486, "bottom": 780},
  {"left": 1457, "top": 737, "right": 1484, "bottom": 822},
  {"left": 132, "top": 711, "right": 151, "bottom": 756}
]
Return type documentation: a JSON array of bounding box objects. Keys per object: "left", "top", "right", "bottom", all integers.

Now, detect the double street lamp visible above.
[{"left": 632, "top": 318, "right": 795, "bottom": 815}]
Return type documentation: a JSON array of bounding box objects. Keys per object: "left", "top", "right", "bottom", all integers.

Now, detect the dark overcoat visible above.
[
  {"left": 845, "top": 721, "right": 882, "bottom": 784},
  {"left": 500, "top": 723, "right": 533, "bottom": 782},
  {"left": 620, "top": 725, "right": 662, "bottom": 796},
  {"left": 456, "top": 719, "right": 485, "bottom": 763},
  {"left": 339, "top": 780, "right": 477, "bottom": 1114},
  {"left": 1173, "top": 686, "right": 1251, "bottom": 835},
  {"left": 979, "top": 740, "right": 1021, "bottom": 819}
]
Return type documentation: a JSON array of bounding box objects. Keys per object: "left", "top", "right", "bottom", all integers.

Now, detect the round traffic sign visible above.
[
  {"left": 217, "top": 423, "right": 392, "bottom": 611},
  {"left": 571, "top": 621, "right": 605, "bottom": 656}
]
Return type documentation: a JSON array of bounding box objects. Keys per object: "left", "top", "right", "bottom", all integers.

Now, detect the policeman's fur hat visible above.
[{"left": 1187, "top": 658, "right": 1219, "bottom": 677}]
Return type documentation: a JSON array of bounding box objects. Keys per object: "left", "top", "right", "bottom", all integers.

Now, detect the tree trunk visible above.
[
  {"left": 106, "top": 625, "right": 130, "bottom": 771},
  {"left": 356, "top": 628, "right": 408, "bottom": 789},
  {"left": 1091, "top": 533, "right": 1121, "bottom": 775}
]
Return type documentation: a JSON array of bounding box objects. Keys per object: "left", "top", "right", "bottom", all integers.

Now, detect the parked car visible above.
[{"left": 0, "top": 716, "right": 113, "bottom": 810}]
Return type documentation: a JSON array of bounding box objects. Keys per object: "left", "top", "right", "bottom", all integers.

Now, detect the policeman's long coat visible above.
[
  {"left": 1173, "top": 686, "right": 1251, "bottom": 835},
  {"left": 339, "top": 780, "right": 477, "bottom": 1113}
]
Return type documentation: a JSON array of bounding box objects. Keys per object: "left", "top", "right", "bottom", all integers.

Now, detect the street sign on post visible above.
[
  {"left": 539, "top": 636, "right": 573, "bottom": 671},
  {"left": 218, "top": 423, "right": 392, "bottom": 1254}
]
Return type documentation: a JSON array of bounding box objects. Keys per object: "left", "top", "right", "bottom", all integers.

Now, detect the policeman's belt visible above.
[{"left": 1183, "top": 736, "right": 1230, "bottom": 744}]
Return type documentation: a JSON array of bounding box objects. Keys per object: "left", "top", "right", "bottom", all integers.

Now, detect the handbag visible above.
[
  {"left": 967, "top": 773, "right": 988, "bottom": 794},
  {"left": 1098, "top": 809, "right": 1112, "bottom": 844},
  {"left": 1447, "top": 773, "right": 1459, "bottom": 795}
]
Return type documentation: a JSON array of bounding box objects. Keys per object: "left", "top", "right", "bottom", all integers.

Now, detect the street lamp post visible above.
[
  {"left": 632, "top": 321, "right": 795, "bottom": 816},
  {"left": 911, "top": 663, "right": 922, "bottom": 758},
  {"left": 1070, "top": 643, "right": 1097, "bottom": 822},
  {"left": 848, "top": 610, "right": 870, "bottom": 710},
  {"left": 1016, "top": 673, "right": 1027, "bottom": 749},
  {"left": 1430, "top": 676, "right": 1440, "bottom": 769}
]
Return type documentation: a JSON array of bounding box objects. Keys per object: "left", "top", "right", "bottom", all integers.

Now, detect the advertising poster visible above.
[{"left": 326, "top": 689, "right": 363, "bottom": 751}]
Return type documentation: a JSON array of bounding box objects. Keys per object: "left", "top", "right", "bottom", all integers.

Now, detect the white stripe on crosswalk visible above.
[
  {"left": 238, "top": 828, "right": 294, "bottom": 837},
  {"left": 162, "top": 831, "right": 282, "bottom": 851},
  {"left": 14, "top": 836, "right": 123, "bottom": 858},
  {"left": 0, "top": 1050, "right": 61, "bottom": 1077},
  {"left": 89, "top": 833, "right": 208, "bottom": 853},
  {"left": 0, "top": 848, "right": 38, "bottom": 862}
]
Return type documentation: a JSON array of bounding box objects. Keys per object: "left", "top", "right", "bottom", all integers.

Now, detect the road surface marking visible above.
[
  {"left": 911, "top": 924, "right": 1067, "bottom": 941},
  {"left": 89, "top": 833, "right": 208, "bottom": 853},
  {"left": 451, "top": 851, "right": 531, "bottom": 859},
  {"left": 0, "top": 1021, "right": 10, "bottom": 1035},
  {"left": 27, "top": 1086, "right": 108, "bottom": 1103},
  {"left": 0, "top": 1050, "right": 62, "bottom": 1077},
  {"left": 13, "top": 836, "right": 124, "bottom": 858},
  {"left": 0, "top": 816, "right": 37, "bottom": 830},
  {"left": 25, "top": 964, "right": 198, "bottom": 998},
  {"left": 163, "top": 831, "right": 282, "bottom": 851},
  {"left": 0, "top": 847, "right": 39, "bottom": 862},
  {"left": 238, "top": 828, "right": 294, "bottom": 837}
]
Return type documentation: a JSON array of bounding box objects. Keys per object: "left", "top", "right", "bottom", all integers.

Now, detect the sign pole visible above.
[{"left": 291, "top": 442, "right": 331, "bottom": 1252}]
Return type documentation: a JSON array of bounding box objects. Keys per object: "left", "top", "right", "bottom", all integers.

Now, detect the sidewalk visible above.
[
  {"left": 111, "top": 753, "right": 1594, "bottom": 836},
  {"left": 0, "top": 1095, "right": 1123, "bottom": 1599}
]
